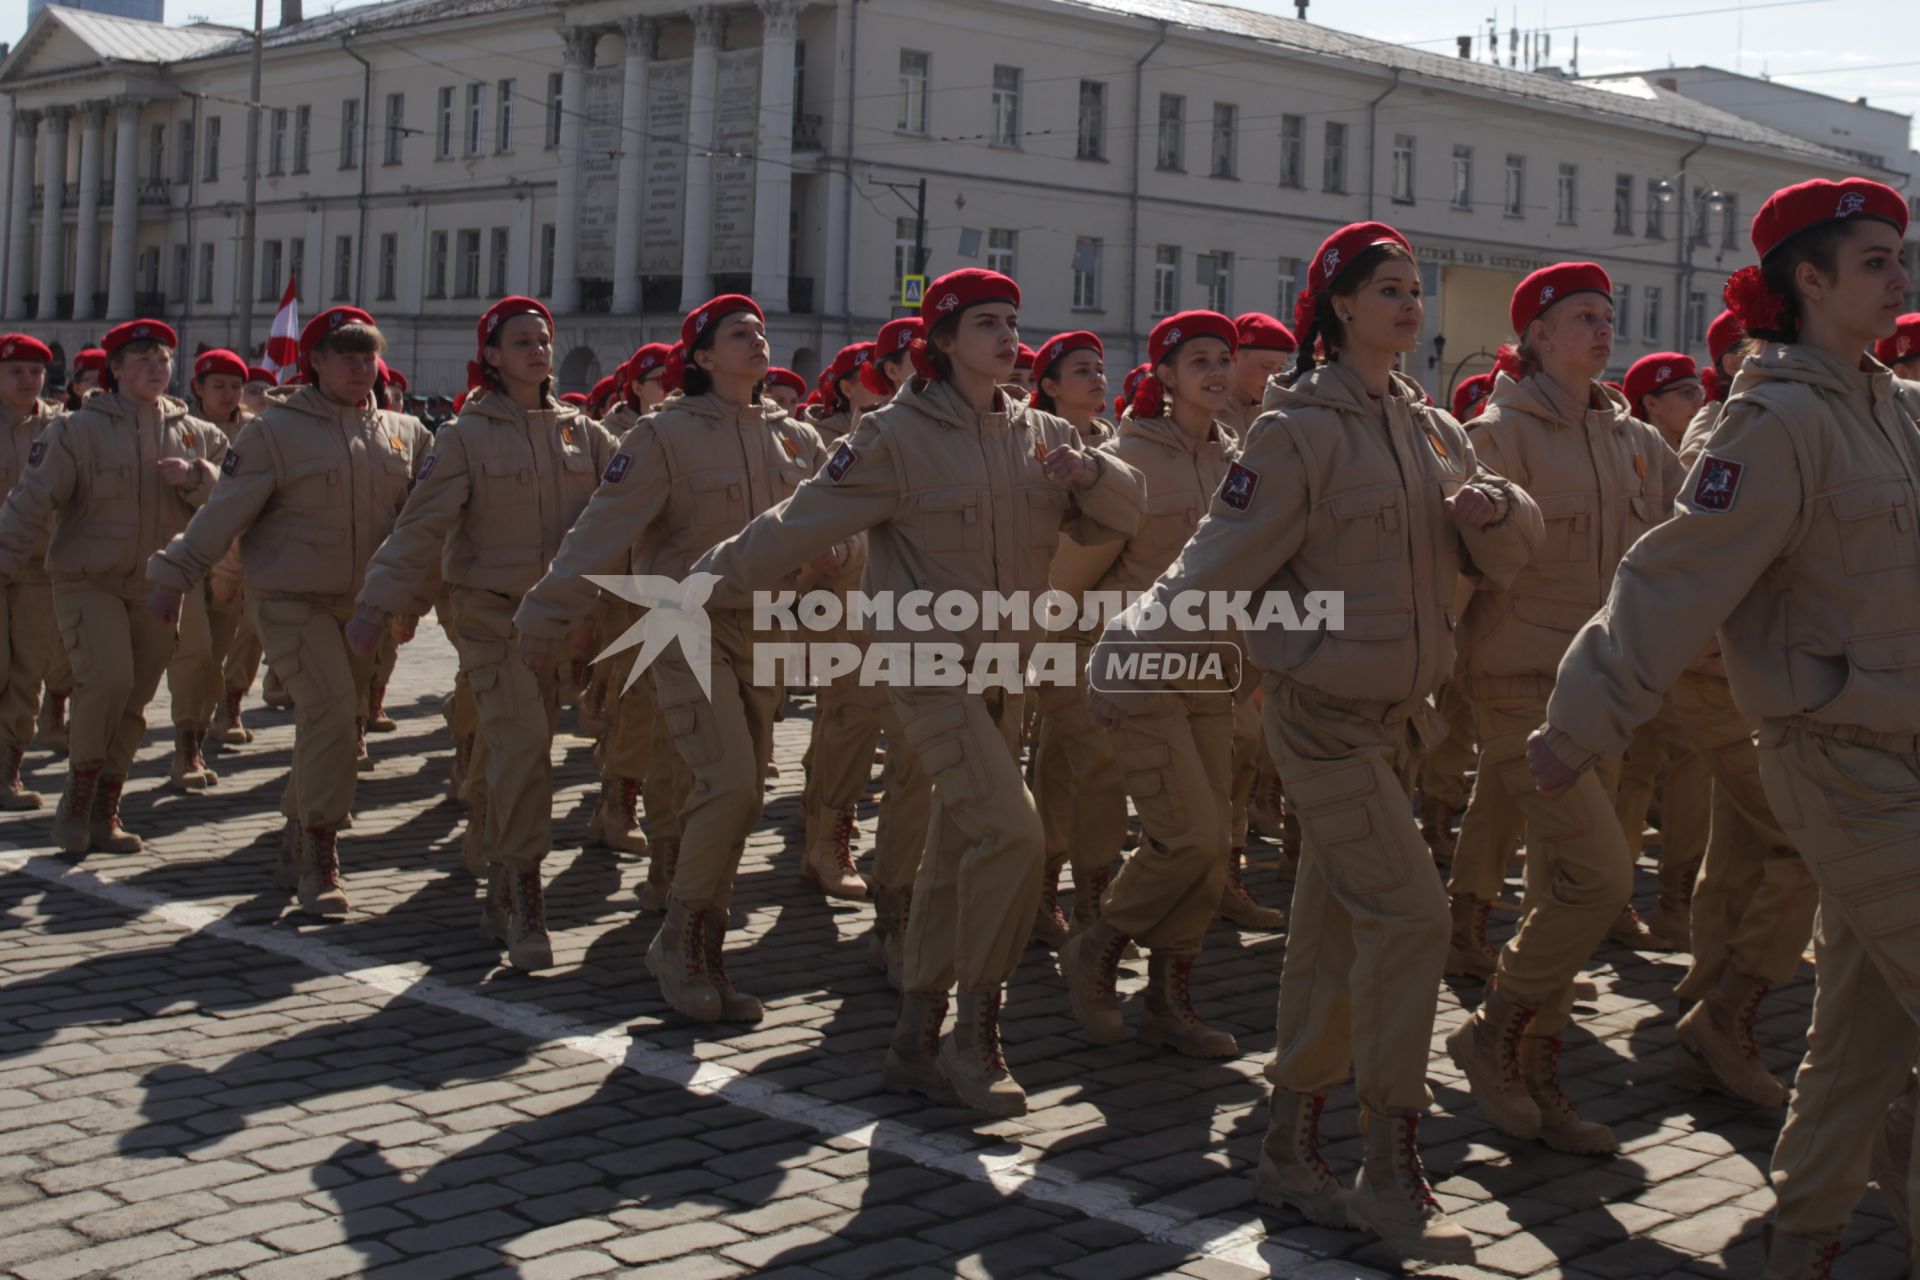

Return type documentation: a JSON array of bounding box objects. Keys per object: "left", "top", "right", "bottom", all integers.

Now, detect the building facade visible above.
[{"left": 0, "top": 0, "right": 1908, "bottom": 398}]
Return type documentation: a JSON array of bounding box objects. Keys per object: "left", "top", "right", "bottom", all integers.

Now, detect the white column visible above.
[
  {"left": 36, "top": 107, "right": 69, "bottom": 322},
  {"left": 611, "top": 17, "right": 654, "bottom": 316},
  {"left": 676, "top": 6, "right": 722, "bottom": 311},
  {"left": 550, "top": 25, "right": 597, "bottom": 315},
  {"left": 106, "top": 98, "right": 141, "bottom": 319},
  {"left": 4, "top": 111, "right": 37, "bottom": 321},
  {"left": 71, "top": 103, "right": 105, "bottom": 321},
  {"left": 751, "top": 0, "right": 797, "bottom": 312}
]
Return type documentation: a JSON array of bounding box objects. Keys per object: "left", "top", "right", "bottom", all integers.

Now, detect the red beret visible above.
[
  {"left": 624, "top": 343, "right": 672, "bottom": 383},
  {"left": 1033, "top": 331, "right": 1103, "bottom": 379},
  {"left": 586, "top": 375, "right": 618, "bottom": 410},
  {"left": 1706, "top": 310, "right": 1744, "bottom": 365},
  {"left": 0, "top": 334, "right": 52, "bottom": 364},
  {"left": 1234, "top": 312, "right": 1298, "bottom": 352},
  {"left": 1451, "top": 372, "right": 1494, "bottom": 421},
  {"left": 102, "top": 319, "right": 178, "bottom": 357},
  {"left": 920, "top": 269, "right": 1020, "bottom": 326},
  {"left": 873, "top": 317, "right": 922, "bottom": 363},
  {"left": 1121, "top": 363, "right": 1150, "bottom": 402},
  {"left": 1149, "top": 311, "right": 1237, "bottom": 367},
  {"left": 194, "top": 349, "right": 248, "bottom": 381},
  {"left": 1511, "top": 262, "right": 1612, "bottom": 336},
  {"left": 382, "top": 364, "right": 408, "bottom": 393},
  {"left": 300, "top": 306, "right": 377, "bottom": 374},
  {"left": 559, "top": 392, "right": 590, "bottom": 408},
  {"left": 73, "top": 348, "right": 106, "bottom": 374},
  {"left": 765, "top": 367, "right": 809, "bottom": 397},
  {"left": 661, "top": 343, "right": 688, "bottom": 394},
  {"left": 1875, "top": 313, "right": 1920, "bottom": 366},
  {"left": 479, "top": 297, "right": 552, "bottom": 348},
  {"left": 1624, "top": 352, "right": 1700, "bottom": 417},
  {"left": 1296, "top": 222, "right": 1413, "bottom": 336},
  {"left": 825, "top": 342, "right": 873, "bottom": 388},
  {"left": 1751, "top": 178, "right": 1908, "bottom": 261},
  {"left": 1014, "top": 344, "right": 1037, "bottom": 371},
  {"left": 246, "top": 365, "right": 276, "bottom": 385},
  {"left": 681, "top": 294, "right": 764, "bottom": 350}
]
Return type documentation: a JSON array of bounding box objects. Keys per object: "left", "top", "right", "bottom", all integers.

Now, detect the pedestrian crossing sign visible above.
[{"left": 902, "top": 274, "right": 926, "bottom": 306}]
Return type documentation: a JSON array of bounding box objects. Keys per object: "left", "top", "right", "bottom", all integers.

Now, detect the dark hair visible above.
[
  {"left": 1750, "top": 221, "right": 1856, "bottom": 344},
  {"left": 922, "top": 316, "right": 958, "bottom": 382},
  {"left": 1284, "top": 242, "right": 1416, "bottom": 387},
  {"left": 314, "top": 321, "right": 386, "bottom": 361},
  {"left": 481, "top": 313, "right": 553, "bottom": 402},
  {"left": 108, "top": 339, "right": 167, "bottom": 372},
  {"left": 1514, "top": 334, "right": 1542, "bottom": 380},
  {"left": 681, "top": 317, "right": 765, "bottom": 401}
]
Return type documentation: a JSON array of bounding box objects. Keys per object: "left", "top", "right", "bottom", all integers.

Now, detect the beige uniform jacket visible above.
[
  {"left": 691, "top": 378, "right": 1145, "bottom": 661},
  {"left": 1, "top": 399, "right": 66, "bottom": 585},
  {"left": 149, "top": 389, "right": 431, "bottom": 606},
  {"left": 1092, "top": 365, "right": 1542, "bottom": 722},
  {"left": 0, "top": 391, "right": 224, "bottom": 587},
  {"left": 1547, "top": 344, "right": 1920, "bottom": 760},
  {"left": 513, "top": 391, "right": 832, "bottom": 640},
  {"left": 1219, "top": 396, "right": 1263, "bottom": 437},
  {"left": 1045, "top": 417, "right": 1121, "bottom": 601},
  {"left": 357, "top": 389, "right": 615, "bottom": 621},
  {"left": 1460, "top": 371, "right": 1686, "bottom": 693}
]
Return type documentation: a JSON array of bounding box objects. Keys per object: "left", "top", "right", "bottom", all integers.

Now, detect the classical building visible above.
[{"left": 0, "top": 0, "right": 1909, "bottom": 397}]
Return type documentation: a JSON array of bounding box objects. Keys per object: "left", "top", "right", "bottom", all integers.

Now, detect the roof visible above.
[
  {"left": 5, "top": 4, "right": 239, "bottom": 75},
  {"left": 1055, "top": 0, "right": 1862, "bottom": 167}
]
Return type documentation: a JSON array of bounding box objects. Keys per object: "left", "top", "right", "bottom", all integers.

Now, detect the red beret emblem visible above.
[
  {"left": 1540, "top": 285, "right": 1556, "bottom": 304},
  {"left": 936, "top": 293, "right": 960, "bottom": 313},
  {"left": 1837, "top": 192, "right": 1868, "bottom": 217}
]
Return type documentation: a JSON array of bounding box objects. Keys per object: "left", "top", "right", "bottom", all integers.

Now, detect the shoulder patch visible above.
[
  {"left": 417, "top": 453, "right": 437, "bottom": 483},
  {"left": 603, "top": 453, "right": 632, "bottom": 485},
  {"left": 825, "top": 442, "right": 857, "bottom": 482},
  {"left": 1219, "top": 461, "right": 1260, "bottom": 511},
  {"left": 27, "top": 441, "right": 45, "bottom": 467},
  {"left": 221, "top": 450, "right": 239, "bottom": 476},
  {"left": 1692, "top": 455, "right": 1743, "bottom": 512}
]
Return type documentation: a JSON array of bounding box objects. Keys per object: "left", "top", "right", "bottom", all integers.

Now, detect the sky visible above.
[{"left": 1, "top": 0, "right": 1913, "bottom": 146}]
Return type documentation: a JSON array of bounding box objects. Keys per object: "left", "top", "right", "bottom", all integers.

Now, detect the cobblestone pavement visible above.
[{"left": 0, "top": 622, "right": 1902, "bottom": 1280}]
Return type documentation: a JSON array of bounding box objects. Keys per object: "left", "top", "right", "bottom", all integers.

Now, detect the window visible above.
[
  {"left": 339, "top": 98, "right": 360, "bottom": 170},
  {"left": 465, "top": 84, "right": 485, "bottom": 156},
  {"left": 1199, "top": 250, "right": 1232, "bottom": 313},
  {"left": 149, "top": 123, "right": 166, "bottom": 181},
  {"left": 539, "top": 223, "right": 555, "bottom": 294},
  {"left": 496, "top": 79, "right": 516, "bottom": 153},
  {"left": 175, "top": 122, "right": 193, "bottom": 184},
  {"left": 546, "top": 73, "right": 563, "bottom": 149},
  {"left": 1503, "top": 154, "right": 1524, "bottom": 217},
  {"left": 1616, "top": 284, "right": 1632, "bottom": 343},
  {"left": 1323, "top": 122, "right": 1347, "bottom": 193},
  {"left": 456, "top": 229, "right": 480, "bottom": 296},
  {"left": 1451, "top": 145, "right": 1472, "bottom": 210},
  {"left": 1076, "top": 81, "right": 1106, "bottom": 161},
  {"left": 140, "top": 246, "right": 159, "bottom": 296},
  {"left": 1643, "top": 286, "right": 1663, "bottom": 342},
  {"left": 1156, "top": 94, "right": 1184, "bottom": 171},
  {"left": 986, "top": 228, "right": 1015, "bottom": 277},
  {"left": 1645, "top": 178, "right": 1665, "bottom": 239},
  {"left": 1557, "top": 163, "right": 1577, "bottom": 225},
  {"left": 196, "top": 242, "right": 214, "bottom": 303},
  {"left": 333, "top": 235, "right": 353, "bottom": 300},
  {"left": 1688, "top": 290, "right": 1708, "bottom": 345},
  {"left": 1613, "top": 173, "right": 1633, "bottom": 234},
  {"left": 377, "top": 233, "right": 397, "bottom": 300},
  {"left": 898, "top": 51, "right": 929, "bottom": 134},
  {"left": 1071, "top": 236, "right": 1101, "bottom": 310},
  {"left": 202, "top": 116, "right": 220, "bottom": 182},
  {"left": 289, "top": 238, "right": 304, "bottom": 296},
  {"left": 1279, "top": 115, "right": 1304, "bottom": 188},
  {"left": 1211, "top": 103, "right": 1237, "bottom": 179},
  {"left": 293, "top": 105, "right": 310, "bottom": 172},
  {"left": 1154, "top": 245, "right": 1179, "bottom": 314},
  {"left": 892, "top": 216, "right": 916, "bottom": 300},
  {"left": 269, "top": 108, "right": 287, "bottom": 175},
  {"left": 438, "top": 87, "right": 456, "bottom": 159},
  {"left": 170, "top": 244, "right": 188, "bottom": 304},
  {"left": 1277, "top": 256, "right": 1301, "bottom": 324},
  {"left": 428, "top": 230, "right": 448, "bottom": 297},
  {"left": 1720, "top": 194, "right": 1740, "bottom": 250},
  {"left": 384, "top": 93, "right": 405, "bottom": 165},
  {"left": 259, "top": 240, "right": 282, "bottom": 300},
  {"left": 1391, "top": 134, "right": 1414, "bottom": 205},
  {"left": 990, "top": 66, "right": 1021, "bottom": 147},
  {"left": 490, "top": 227, "right": 509, "bottom": 295}
]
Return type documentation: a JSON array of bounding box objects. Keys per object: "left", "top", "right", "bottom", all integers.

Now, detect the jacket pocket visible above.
[
  {"left": 283, "top": 457, "right": 342, "bottom": 511},
  {"left": 1533, "top": 491, "right": 1594, "bottom": 563},
  {"left": 88, "top": 462, "right": 134, "bottom": 502},
  {"left": 1328, "top": 488, "right": 1404, "bottom": 564},
  {"left": 1024, "top": 485, "right": 1071, "bottom": 548},
  {"left": 479, "top": 457, "right": 535, "bottom": 508},
  {"left": 1141, "top": 492, "right": 1199, "bottom": 554},
  {"left": 915, "top": 488, "right": 984, "bottom": 554},
  {"left": 1832, "top": 480, "right": 1919, "bottom": 576},
  {"left": 688, "top": 469, "right": 749, "bottom": 527}
]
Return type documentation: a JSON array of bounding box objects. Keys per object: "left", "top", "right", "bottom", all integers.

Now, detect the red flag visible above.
[{"left": 261, "top": 275, "right": 300, "bottom": 383}]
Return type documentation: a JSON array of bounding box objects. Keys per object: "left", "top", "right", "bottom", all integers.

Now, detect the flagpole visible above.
[{"left": 236, "top": 0, "right": 265, "bottom": 359}]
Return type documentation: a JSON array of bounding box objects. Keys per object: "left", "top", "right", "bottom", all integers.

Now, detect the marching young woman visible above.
[
  {"left": 0, "top": 336, "right": 63, "bottom": 809},
  {"left": 39, "top": 346, "right": 108, "bottom": 752},
  {"left": 1090, "top": 223, "right": 1537, "bottom": 1263},
  {"left": 1059, "top": 312, "right": 1246, "bottom": 1058},
  {"left": 764, "top": 368, "right": 808, "bottom": 415},
  {"left": 1008, "top": 343, "right": 1037, "bottom": 395},
  {"left": 1444, "top": 262, "right": 1686, "bottom": 1156},
  {"left": 149, "top": 310, "right": 429, "bottom": 913},
  {"left": 687, "top": 269, "right": 1144, "bottom": 1114},
  {"left": 0, "top": 321, "right": 225, "bottom": 854},
  {"left": 1219, "top": 312, "right": 1296, "bottom": 435},
  {"left": 64, "top": 347, "right": 104, "bottom": 412},
  {"left": 1874, "top": 311, "right": 1920, "bottom": 382},
  {"left": 514, "top": 294, "right": 840, "bottom": 1015},
  {"left": 350, "top": 297, "right": 615, "bottom": 969},
  {"left": 1531, "top": 178, "right": 1920, "bottom": 1276},
  {"left": 863, "top": 317, "right": 922, "bottom": 399}
]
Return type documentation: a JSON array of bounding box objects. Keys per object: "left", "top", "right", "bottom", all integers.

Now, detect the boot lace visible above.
[
  {"left": 1534, "top": 1035, "right": 1581, "bottom": 1118},
  {"left": 980, "top": 991, "right": 1008, "bottom": 1071},
  {"left": 97, "top": 777, "right": 129, "bottom": 832},
  {"left": 833, "top": 810, "right": 859, "bottom": 876},
  {"left": 1395, "top": 1113, "right": 1442, "bottom": 1212},
  {"left": 1299, "top": 1093, "right": 1337, "bottom": 1182},
  {"left": 1470, "top": 902, "right": 1495, "bottom": 954},
  {"left": 702, "top": 911, "right": 734, "bottom": 992},
  {"left": 682, "top": 906, "right": 710, "bottom": 978},
  {"left": 515, "top": 870, "right": 547, "bottom": 935},
  {"left": 1040, "top": 864, "right": 1069, "bottom": 929},
  {"left": 1170, "top": 957, "right": 1206, "bottom": 1028},
  {"left": 1737, "top": 981, "right": 1770, "bottom": 1059},
  {"left": 1497, "top": 1001, "right": 1534, "bottom": 1087},
  {"left": 620, "top": 778, "right": 641, "bottom": 828},
  {"left": 307, "top": 827, "right": 343, "bottom": 890},
  {"left": 919, "top": 996, "right": 946, "bottom": 1056},
  {"left": 1094, "top": 928, "right": 1130, "bottom": 999}
]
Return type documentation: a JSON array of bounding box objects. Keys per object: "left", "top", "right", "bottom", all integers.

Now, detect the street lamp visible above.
[{"left": 1653, "top": 175, "right": 1729, "bottom": 354}]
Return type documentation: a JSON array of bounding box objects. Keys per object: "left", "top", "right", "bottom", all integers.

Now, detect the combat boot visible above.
[
  {"left": 367, "top": 681, "right": 396, "bottom": 732},
  {"left": 1520, "top": 1033, "right": 1616, "bottom": 1154},
  {"left": 646, "top": 897, "right": 722, "bottom": 1021},
  {"left": 1248, "top": 767, "right": 1285, "bottom": 840},
  {"left": 169, "top": 728, "right": 212, "bottom": 791},
  {"left": 1059, "top": 918, "right": 1129, "bottom": 1044},
  {"left": 480, "top": 865, "right": 509, "bottom": 939},
  {"left": 939, "top": 987, "right": 1026, "bottom": 1116},
  {"left": 701, "top": 908, "right": 763, "bottom": 1022},
  {"left": 1219, "top": 847, "right": 1287, "bottom": 930},
  {"left": 91, "top": 774, "right": 143, "bottom": 853},
  {"left": 1350, "top": 1109, "right": 1475, "bottom": 1262},
  {"left": 586, "top": 776, "right": 649, "bottom": 854},
  {"left": 1420, "top": 793, "right": 1458, "bottom": 866},
  {"left": 1606, "top": 903, "right": 1677, "bottom": 952},
  {"left": 1139, "top": 952, "right": 1237, "bottom": 1058},
  {"left": 500, "top": 867, "right": 554, "bottom": 972},
  {"left": 1759, "top": 1223, "right": 1842, "bottom": 1279},
  {"left": 35, "top": 691, "right": 68, "bottom": 754},
  {"left": 1444, "top": 894, "right": 1497, "bottom": 980},
  {"left": 1652, "top": 857, "right": 1699, "bottom": 951},
  {"left": 881, "top": 993, "right": 958, "bottom": 1103},
  {"left": 297, "top": 826, "right": 350, "bottom": 917},
  {"left": 1069, "top": 867, "right": 1110, "bottom": 934},
  {"left": 355, "top": 718, "right": 373, "bottom": 773},
  {"left": 1032, "top": 861, "right": 1070, "bottom": 949},
  {"left": 1255, "top": 1088, "right": 1349, "bottom": 1224},
  {"left": 460, "top": 784, "right": 489, "bottom": 878},
  {"left": 1675, "top": 967, "right": 1788, "bottom": 1107},
  {"left": 262, "top": 669, "right": 292, "bottom": 709},
  {"left": 50, "top": 760, "right": 101, "bottom": 853},
  {"left": 639, "top": 838, "right": 678, "bottom": 913},
  {"left": 1445, "top": 981, "right": 1541, "bottom": 1139},
  {"left": 0, "top": 745, "right": 41, "bottom": 810},
  {"left": 275, "top": 817, "right": 301, "bottom": 888},
  {"left": 867, "top": 885, "right": 910, "bottom": 990},
  {"left": 216, "top": 688, "right": 252, "bottom": 745},
  {"left": 800, "top": 807, "right": 866, "bottom": 901}
]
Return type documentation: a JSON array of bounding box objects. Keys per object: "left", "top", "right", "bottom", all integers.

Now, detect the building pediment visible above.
[{"left": 0, "top": 6, "right": 239, "bottom": 88}]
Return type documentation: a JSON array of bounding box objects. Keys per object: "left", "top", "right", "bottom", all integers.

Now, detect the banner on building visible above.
[
  {"left": 709, "top": 49, "right": 762, "bottom": 274},
  {"left": 640, "top": 58, "right": 693, "bottom": 275},
  {"left": 576, "top": 67, "right": 624, "bottom": 279}
]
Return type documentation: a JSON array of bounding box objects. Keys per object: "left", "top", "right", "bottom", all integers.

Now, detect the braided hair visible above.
[{"left": 1284, "top": 241, "right": 1416, "bottom": 387}]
